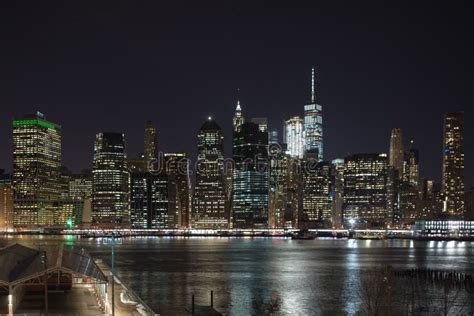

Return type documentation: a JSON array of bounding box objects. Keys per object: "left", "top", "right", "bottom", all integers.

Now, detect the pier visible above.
[{"left": 0, "top": 243, "right": 156, "bottom": 315}]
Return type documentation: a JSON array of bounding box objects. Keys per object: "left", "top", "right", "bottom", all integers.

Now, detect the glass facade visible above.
[
  {"left": 232, "top": 122, "right": 269, "bottom": 229},
  {"left": 12, "top": 112, "right": 62, "bottom": 227},
  {"left": 131, "top": 172, "right": 172, "bottom": 229},
  {"left": 389, "top": 128, "right": 404, "bottom": 179},
  {"left": 302, "top": 161, "right": 333, "bottom": 227},
  {"left": 304, "top": 103, "right": 323, "bottom": 161},
  {"left": 192, "top": 118, "right": 228, "bottom": 229},
  {"left": 144, "top": 120, "right": 158, "bottom": 170},
  {"left": 284, "top": 116, "right": 305, "bottom": 159},
  {"left": 92, "top": 132, "right": 131, "bottom": 228},
  {"left": 442, "top": 112, "right": 464, "bottom": 217},
  {"left": 164, "top": 153, "right": 191, "bottom": 228},
  {"left": 343, "top": 153, "right": 388, "bottom": 228}
]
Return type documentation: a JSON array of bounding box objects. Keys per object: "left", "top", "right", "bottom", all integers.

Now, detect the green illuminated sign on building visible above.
[{"left": 12, "top": 119, "right": 57, "bottom": 130}]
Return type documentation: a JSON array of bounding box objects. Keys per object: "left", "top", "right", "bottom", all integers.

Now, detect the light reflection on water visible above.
[{"left": 0, "top": 236, "right": 473, "bottom": 315}]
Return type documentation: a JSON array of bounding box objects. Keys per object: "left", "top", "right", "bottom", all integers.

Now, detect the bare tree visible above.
[{"left": 357, "top": 268, "right": 387, "bottom": 316}]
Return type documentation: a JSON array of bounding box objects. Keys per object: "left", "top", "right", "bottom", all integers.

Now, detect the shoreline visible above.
[{"left": 1, "top": 231, "right": 473, "bottom": 242}]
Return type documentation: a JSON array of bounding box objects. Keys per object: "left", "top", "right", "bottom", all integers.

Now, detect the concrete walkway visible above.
[
  {"left": 96, "top": 260, "right": 156, "bottom": 316},
  {"left": 15, "top": 287, "right": 103, "bottom": 315}
]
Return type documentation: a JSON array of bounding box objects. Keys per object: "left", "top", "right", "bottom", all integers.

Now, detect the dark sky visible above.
[{"left": 0, "top": 1, "right": 473, "bottom": 187}]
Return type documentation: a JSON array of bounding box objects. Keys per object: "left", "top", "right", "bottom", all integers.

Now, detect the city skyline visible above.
[
  {"left": 0, "top": 2, "right": 472, "bottom": 188},
  {"left": 1, "top": 2, "right": 473, "bottom": 315},
  {"left": 1, "top": 95, "right": 471, "bottom": 189}
]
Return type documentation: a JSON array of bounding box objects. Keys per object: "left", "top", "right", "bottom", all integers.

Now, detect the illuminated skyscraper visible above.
[
  {"left": 343, "top": 153, "right": 388, "bottom": 228},
  {"left": 130, "top": 171, "right": 174, "bottom": 229},
  {"left": 442, "top": 112, "right": 464, "bottom": 217},
  {"left": 284, "top": 116, "right": 304, "bottom": 159},
  {"left": 164, "top": 152, "right": 191, "bottom": 228},
  {"left": 304, "top": 67, "right": 323, "bottom": 161},
  {"left": 386, "top": 166, "right": 400, "bottom": 227},
  {"left": 389, "top": 128, "right": 404, "bottom": 179},
  {"left": 92, "top": 132, "right": 130, "bottom": 228},
  {"left": 403, "top": 140, "right": 420, "bottom": 187},
  {"left": 0, "top": 172, "right": 13, "bottom": 230},
  {"left": 302, "top": 161, "right": 333, "bottom": 227},
  {"left": 269, "top": 144, "right": 288, "bottom": 228},
  {"left": 232, "top": 121, "right": 269, "bottom": 228},
  {"left": 144, "top": 120, "right": 158, "bottom": 170},
  {"left": 232, "top": 101, "right": 245, "bottom": 133},
  {"left": 331, "top": 159, "right": 345, "bottom": 228},
  {"left": 12, "top": 112, "right": 62, "bottom": 227},
  {"left": 287, "top": 158, "right": 303, "bottom": 228},
  {"left": 251, "top": 117, "right": 268, "bottom": 132},
  {"left": 192, "top": 117, "right": 227, "bottom": 228},
  {"left": 268, "top": 128, "right": 279, "bottom": 145}
]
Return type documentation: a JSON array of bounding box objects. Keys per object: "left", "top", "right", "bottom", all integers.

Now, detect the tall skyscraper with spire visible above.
[
  {"left": 232, "top": 100, "right": 245, "bottom": 132},
  {"left": 442, "top": 112, "right": 464, "bottom": 217},
  {"left": 389, "top": 128, "right": 404, "bottom": 179},
  {"left": 304, "top": 67, "right": 323, "bottom": 161}
]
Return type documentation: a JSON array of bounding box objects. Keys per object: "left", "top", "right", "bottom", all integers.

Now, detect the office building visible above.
[
  {"left": 269, "top": 144, "right": 288, "bottom": 228},
  {"left": 386, "top": 166, "right": 400, "bottom": 227},
  {"left": 331, "top": 159, "right": 345, "bottom": 228},
  {"left": 144, "top": 121, "right": 158, "bottom": 170},
  {"left": 269, "top": 128, "right": 279, "bottom": 145},
  {"left": 164, "top": 153, "right": 191, "bottom": 228},
  {"left": 232, "top": 121, "right": 269, "bottom": 228},
  {"left": 403, "top": 141, "right": 420, "bottom": 187},
  {"left": 0, "top": 172, "right": 13, "bottom": 229},
  {"left": 92, "top": 132, "right": 130, "bottom": 228},
  {"left": 304, "top": 67, "right": 323, "bottom": 161},
  {"left": 284, "top": 116, "right": 305, "bottom": 159},
  {"left": 343, "top": 153, "right": 388, "bottom": 228},
  {"left": 287, "top": 158, "right": 304, "bottom": 228},
  {"left": 131, "top": 171, "right": 174, "bottom": 229},
  {"left": 389, "top": 128, "right": 404, "bottom": 178},
  {"left": 250, "top": 117, "right": 268, "bottom": 132},
  {"left": 192, "top": 117, "right": 227, "bottom": 228},
  {"left": 442, "top": 112, "right": 464, "bottom": 217},
  {"left": 12, "top": 112, "right": 62, "bottom": 227},
  {"left": 302, "top": 161, "right": 332, "bottom": 227}
]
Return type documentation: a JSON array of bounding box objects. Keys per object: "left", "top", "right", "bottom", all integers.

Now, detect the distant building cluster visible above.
[{"left": 0, "top": 70, "right": 469, "bottom": 230}]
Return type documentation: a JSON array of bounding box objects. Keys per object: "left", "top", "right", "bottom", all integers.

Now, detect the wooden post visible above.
[
  {"left": 211, "top": 290, "right": 214, "bottom": 307},
  {"left": 192, "top": 294, "right": 195, "bottom": 315},
  {"left": 386, "top": 265, "right": 392, "bottom": 316},
  {"left": 8, "top": 286, "right": 13, "bottom": 316}
]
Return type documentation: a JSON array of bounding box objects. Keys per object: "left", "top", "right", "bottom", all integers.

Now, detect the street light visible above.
[{"left": 348, "top": 218, "right": 356, "bottom": 229}]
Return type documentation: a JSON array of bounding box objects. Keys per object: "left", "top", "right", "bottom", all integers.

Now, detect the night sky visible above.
[{"left": 0, "top": 1, "right": 472, "bottom": 187}]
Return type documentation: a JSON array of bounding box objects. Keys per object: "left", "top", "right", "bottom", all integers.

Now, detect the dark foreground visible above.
[{"left": 1, "top": 236, "right": 473, "bottom": 315}]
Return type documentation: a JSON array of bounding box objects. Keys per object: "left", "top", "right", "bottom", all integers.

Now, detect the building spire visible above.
[
  {"left": 311, "top": 67, "right": 315, "bottom": 103},
  {"left": 236, "top": 88, "right": 241, "bottom": 111}
]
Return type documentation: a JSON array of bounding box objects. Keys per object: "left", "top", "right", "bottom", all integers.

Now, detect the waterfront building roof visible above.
[{"left": 0, "top": 243, "right": 107, "bottom": 287}]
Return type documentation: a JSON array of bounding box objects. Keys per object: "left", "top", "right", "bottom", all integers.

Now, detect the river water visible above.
[{"left": 2, "top": 236, "right": 473, "bottom": 315}]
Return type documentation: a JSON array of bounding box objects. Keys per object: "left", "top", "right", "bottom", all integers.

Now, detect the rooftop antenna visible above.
[{"left": 311, "top": 67, "right": 315, "bottom": 103}]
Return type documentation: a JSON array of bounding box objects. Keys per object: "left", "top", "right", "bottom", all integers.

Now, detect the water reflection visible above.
[{"left": 0, "top": 236, "right": 472, "bottom": 314}]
